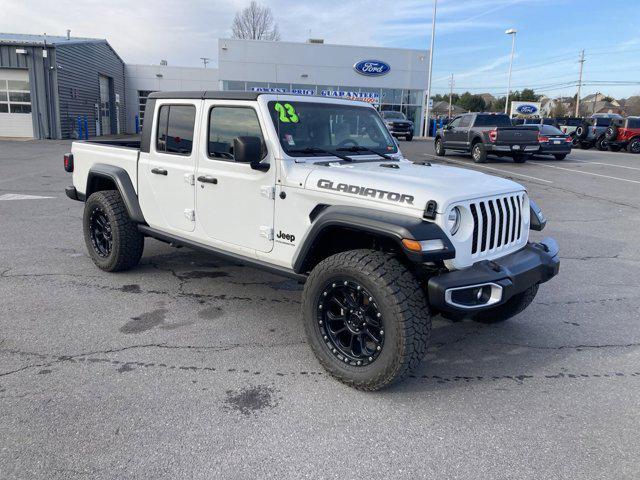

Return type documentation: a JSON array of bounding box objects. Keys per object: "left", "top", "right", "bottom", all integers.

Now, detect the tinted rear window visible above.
[
  {"left": 627, "top": 118, "right": 640, "bottom": 129},
  {"left": 156, "top": 105, "right": 196, "bottom": 155},
  {"left": 594, "top": 118, "right": 612, "bottom": 126},
  {"left": 541, "top": 125, "right": 564, "bottom": 135},
  {"left": 473, "top": 115, "right": 512, "bottom": 127}
]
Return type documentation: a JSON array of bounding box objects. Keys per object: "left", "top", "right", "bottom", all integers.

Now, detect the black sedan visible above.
[{"left": 518, "top": 124, "right": 572, "bottom": 160}]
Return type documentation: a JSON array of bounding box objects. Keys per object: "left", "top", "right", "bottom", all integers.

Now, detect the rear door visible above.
[
  {"left": 195, "top": 101, "right": 275, "bottom": 253},
  {"left": 138, "top": 101, "right": 200, "bottom": 233}
]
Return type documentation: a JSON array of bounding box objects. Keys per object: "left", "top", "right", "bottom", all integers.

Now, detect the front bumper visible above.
[{"left": 427, "top": 238, "right": 559, "bottom": 314}]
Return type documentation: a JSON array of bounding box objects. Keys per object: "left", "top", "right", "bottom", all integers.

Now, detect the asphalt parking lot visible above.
[{"left": 1, "top": 139, "right": 639, "bottom": 479}]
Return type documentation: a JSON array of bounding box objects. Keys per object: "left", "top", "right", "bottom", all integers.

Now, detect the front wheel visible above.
[
  {"left": 434, "top": 138, "right": 446, "bottom": 156},
  {"left": 83, "top": 190, "right": 144, "bottom": 272},
  {"left": 472, "top": 142, "right": 487, "bottom": 163},
  {"left": 595, "top": 136, "right": 609, "bottom": 151},
  {"left": 473, "top": 284, "right": 539, "bottom": 324},
  {"left": 302, "top": 249, "right": 431, "bottom": 390},
  {"left": 629, "top": 138, "right": 640, "bottom": 154}
]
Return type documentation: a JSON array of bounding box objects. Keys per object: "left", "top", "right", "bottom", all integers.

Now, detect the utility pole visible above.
[
  {"left": 448, "top": 73, "right": 454, "bottom": 119},
  {"left": 200, "top": 57, "right": 211, "bottom": 68},
  {"left": 422, "top": 0, "right": 437, "bottom": 137},
  {"left": 575, "top": 49, "right": 585, "bottom": 117}
]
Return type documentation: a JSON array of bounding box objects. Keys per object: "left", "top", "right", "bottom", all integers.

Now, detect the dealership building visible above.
[{"left": 0, "top": 33, "right": 428, "bottom": 139}]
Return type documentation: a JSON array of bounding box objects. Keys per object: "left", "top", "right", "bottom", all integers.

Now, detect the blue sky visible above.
[{"left": 4, "top": 0, "right": 639, "bottom": 99}]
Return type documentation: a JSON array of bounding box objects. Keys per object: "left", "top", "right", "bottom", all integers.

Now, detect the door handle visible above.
[
  {"left": 197, "top": 175, "right": 218, "bottom": 184},
  {"left": 151, "top": 167, "right": 167, "bottom": 176}
]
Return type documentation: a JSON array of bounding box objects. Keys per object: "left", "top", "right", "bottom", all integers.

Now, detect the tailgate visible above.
[{"left": 495, "top": 127, "right": 539, "bottom": 144}]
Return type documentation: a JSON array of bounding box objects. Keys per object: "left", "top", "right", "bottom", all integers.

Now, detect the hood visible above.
[{"left": 305, "top": 159, "right": 524, "bottom": 213}]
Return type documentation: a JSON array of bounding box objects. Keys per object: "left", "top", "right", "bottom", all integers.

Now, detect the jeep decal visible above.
[{"left": 317, "top": 179, "right": 414, "bottom": 205}]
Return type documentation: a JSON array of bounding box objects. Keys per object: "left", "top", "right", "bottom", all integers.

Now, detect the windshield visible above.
[
  {"left": 382, "top": 111, "right": 406, "bottom": 120},
  {"left": 268, "top": 101, "right": 398, "bottom": 157}
]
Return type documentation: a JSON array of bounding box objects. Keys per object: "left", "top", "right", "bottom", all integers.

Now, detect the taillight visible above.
[
  {"left": 565, "top": 136, "right": 572, "bottom": 143},
  {"left": 592, "top": 127, "right": 597, "bottom": 134},
  {"left": 488, "top": 129, "right": 497, "bottom": 142},
  {"left": 538, "top": 134, "right": 549, "bottom": 143},
  {"left": 64, "top": 153, "right": 74, "bottom": 172}
]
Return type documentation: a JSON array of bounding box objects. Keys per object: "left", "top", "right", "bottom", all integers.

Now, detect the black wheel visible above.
[
  {"left": 553, "top": 153, "right": 567, "bottom": 160},
  {"left": 405, "top": 134, "right": 413, "bottom": 141},
  {"left": 434, "top": 137, "right": 445, "bottom": 156},
  {"left": 302, "top": 249, "right": 431, "bottom": 390},
  {"left": 629, "top": 137, "right": 640, "bottom": 154},
  {"left": 595, "top": 136, "right": 609, "bottom": 151},
  {"left": 473, "top": 284, "right": 539, "bottom": 324},
  {"left": 575, "top": 123, "right": 589, "bottom": 139},
  {"left": 571, "top": 136, "right": 580, "bottom": 147},
  {"left": 472, "top": 142, "right": 487, "bottom": 163},
  {"left": 83, "top": 190, "right": 144, "bottom": 272},
  {"left": 512, "top": 154, "right": 526, "bottom": 163},
  {"left": 604, "top": 125, "right": 618, "bottom": 141},
  {"left": 608, "top": 145, "right": 621, "bottom": 152}
]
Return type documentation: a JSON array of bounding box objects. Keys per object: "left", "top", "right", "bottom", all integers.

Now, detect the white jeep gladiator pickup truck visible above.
[{"left": 64, "top": 91, "right": 559, "bottom": 390}]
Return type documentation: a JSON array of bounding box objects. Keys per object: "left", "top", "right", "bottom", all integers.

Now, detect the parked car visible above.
[
  {"left": 435, "top": 112, "right": 540, "bottom": 163},
  {"left": 573, "top": 113, "right": 624, "bottom": 150},
  {"left": 556, "top": 117, "right": 584, "bottom": 144},
  {"left": 380, "top": 110, "right": 414, "bottom": 141},
  {"left": 604, "top": 116, "right": 640, "bottom": 153},
  {"left": 518, "top": 124, "right": 572, "bottom": 160}
]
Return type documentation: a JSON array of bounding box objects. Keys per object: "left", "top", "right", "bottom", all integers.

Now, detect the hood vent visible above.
[{"left": 380, "top": 163, "right": 399, "bottom": 169}]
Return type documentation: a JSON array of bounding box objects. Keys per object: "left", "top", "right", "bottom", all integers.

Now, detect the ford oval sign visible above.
[
  {"left": 354, "top": 60, "right": 390, "bottom": 76},
  {"left": 516, "top": 104, "right": 538, "bottom": 114}
]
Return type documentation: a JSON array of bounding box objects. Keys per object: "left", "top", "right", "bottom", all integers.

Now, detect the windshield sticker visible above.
[
  {"left": 274, "top": 102, "right": 299, "bottom": 123},
  {"left": 284, "top": 134, "right": 295, "bottom": 146}
]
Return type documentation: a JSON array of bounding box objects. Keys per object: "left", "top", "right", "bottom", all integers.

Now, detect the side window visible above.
[
  {"left": 208, "top": 107, "right": 265, "bottom": 160},
  {"left": 155, "top": 105, "right": 196, "bottom": 155},
  {"left": 459, "top": 115, "right": 472, "bottom": 128},
  {"left": 448, "top": 117, "right": 461, "bottom": 128}
]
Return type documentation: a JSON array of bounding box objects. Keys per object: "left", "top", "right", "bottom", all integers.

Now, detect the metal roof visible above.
[
  {"left": 0, "top": 32, "right": 107, "bottom": 46},
  {"left": 147, "top": 91, "right": 356, "bottom": 101}
]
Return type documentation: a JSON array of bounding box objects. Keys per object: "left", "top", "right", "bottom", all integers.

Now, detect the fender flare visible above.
[
  {"left": 292, "top": 205, "right": 455, "bottom": 273},
  {"left": 86, "top": 164, "right": 146, "bottom": 224}
]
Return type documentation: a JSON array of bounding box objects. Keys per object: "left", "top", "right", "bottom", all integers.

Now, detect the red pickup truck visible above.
[{"left": 605, "top": 117, "right": 640, "bottom": 153}]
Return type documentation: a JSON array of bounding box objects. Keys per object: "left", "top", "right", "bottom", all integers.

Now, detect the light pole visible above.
[
  {"left": 422, "top": 0, "right": 437, "bottom": 137},
  {"left": 504, "top": 28, "right": 517, "bottom": 115}
]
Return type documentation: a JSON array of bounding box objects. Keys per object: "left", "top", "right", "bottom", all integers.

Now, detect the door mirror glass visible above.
[{"left": 233, "top": 136, "right": 269, "bottom": 171}]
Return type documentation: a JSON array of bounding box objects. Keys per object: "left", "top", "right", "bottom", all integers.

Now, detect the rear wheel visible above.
[
  {"left": 629, "top": 138, "right": 640, "bottom": 154},
  {"left": 83, "top": 190, "right": 144, "bottom": 272},
  {"left": 473, "top": 284, "right": 539, "bottom": 324},
  {"left": 434, "top": 137, "right": 446, "bottom": 156},
  {"left": 595, "top": 136, "right": 609, "bottom": 151},
  {"left": 553, "top": 153, "right": 567, "bottom": 160},
  {"left": 302, "top": 249, "right": 431, "bottom": 390},
  {"left": 472, "top": 142, "right": 487, "bottom": 163}
]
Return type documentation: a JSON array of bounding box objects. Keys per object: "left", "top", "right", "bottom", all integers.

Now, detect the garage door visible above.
[{"left": 0, "top": 69, "right": 34, "bottom": 138}]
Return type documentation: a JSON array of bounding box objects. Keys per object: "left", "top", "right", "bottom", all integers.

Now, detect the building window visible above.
[
  {"left": 138, "top": 90, "right": 156, "bottom": 128},
  {"left": 155, "top": 105, "right": 196, "bottom": 155},
  {"left": 0, "top": 79, "right": 32, "bottom": 114}
]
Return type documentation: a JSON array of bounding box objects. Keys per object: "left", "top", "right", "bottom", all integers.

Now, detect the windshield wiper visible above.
[
  {"left": 287, "top": 147, "right": 353, "bottom": 162},
  {"left": 335, "top": 145, "right": 395, "bottom": 160}
]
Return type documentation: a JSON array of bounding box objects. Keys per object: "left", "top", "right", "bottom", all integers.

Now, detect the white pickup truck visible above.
[{"left": 64, "top": 91, "right": 559, "bottom": 390}]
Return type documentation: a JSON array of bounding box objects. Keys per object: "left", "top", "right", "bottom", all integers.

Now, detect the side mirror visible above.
[{"left": 233, "top": 136, "right": 269, "bottom": 171}]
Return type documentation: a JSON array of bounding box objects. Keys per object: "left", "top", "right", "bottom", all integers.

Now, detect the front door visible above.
[
  {"left": 196, "top": 102, "right": 275, "bottom": 253},
  {"left": 99, "top": 75, "right": 112, "bottom": 136},
  {"left": 138, "top": 102, "right": 199, "bottom": 233},
  {"left": 443, "top": 116, "right": 461, "bottom": 147}
]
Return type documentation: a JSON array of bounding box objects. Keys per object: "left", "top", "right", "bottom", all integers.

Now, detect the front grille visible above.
[{"left": 469, "top": 193, "right": 526, "bottom": 255}]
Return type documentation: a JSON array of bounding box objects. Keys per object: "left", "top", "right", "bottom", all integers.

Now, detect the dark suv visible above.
[
  {"left": 573, "top": 113, "right": 624, "bottom": 150},
  {"left": 604, "top": 117, "right": 640, "bottom": 153},
  {"left": 380, "top": 111, "right": 414, "bottom": 141}
]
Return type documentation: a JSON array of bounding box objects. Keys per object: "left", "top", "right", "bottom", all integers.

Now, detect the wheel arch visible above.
[
  {"left": 292, "top": 205, "right": 455, "bottom": 274},
  {"left": 86, "top": 164, "right": 146, "bottom": 224}
]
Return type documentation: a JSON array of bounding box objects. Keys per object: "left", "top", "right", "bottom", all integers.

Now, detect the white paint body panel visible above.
[{"left": 71, "top": 94, "right": 530, "bottom": 271}]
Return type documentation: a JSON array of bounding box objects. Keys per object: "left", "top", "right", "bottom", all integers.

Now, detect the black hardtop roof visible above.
[{"left": 147, "top": 91, "right": 356, "bottom": 101}]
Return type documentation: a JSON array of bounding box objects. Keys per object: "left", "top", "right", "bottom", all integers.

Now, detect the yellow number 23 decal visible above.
[{"left": 274, "top": 102, "right": 299, "bottom": 123}]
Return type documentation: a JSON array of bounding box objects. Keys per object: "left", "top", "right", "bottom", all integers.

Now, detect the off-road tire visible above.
[
  {"left": 434, "top": 137, "right": 446, "bottom": 156},
  {"left": 83, "top": 190, "right": 144, "bottom": 272},
  {"left": 629, "top": 137, "right": 640, "bottom": 154},
  {"left": 472, "top": 142, "right": 487, "bottom": 163},
  {"left": 472, "top": 283, "right": 539, "bottom": 324},
  {"left": 575, "top": 123, "right": 589, "bottom": 139},
  {"left": 595, "top": 136, "right": 609, "bottom": 151},
  {"left": 605, "top": 125, "right": 618, "bottom": 141},
  {"left": 553, "top": 153, "right": 567, "bottom": 160},
  {"left": 302, "top": 249, "right": 431, "bottom": 390}
]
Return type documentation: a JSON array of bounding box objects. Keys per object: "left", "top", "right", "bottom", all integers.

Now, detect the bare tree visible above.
[{"left": 231, "top": 1, "right": 281, "bottom": 41}]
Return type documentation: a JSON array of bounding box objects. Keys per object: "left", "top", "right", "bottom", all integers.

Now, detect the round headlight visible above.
[{"left": 446, "top": 207, "right": 461, "bottom": 235}]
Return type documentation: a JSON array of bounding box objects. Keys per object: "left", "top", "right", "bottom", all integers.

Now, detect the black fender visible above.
[
  {"left": 86, "top": 164, "right": 146, "bottom": 224},
  {"left": 292, "top": 205, "right": 455, "bottom": 273}
]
